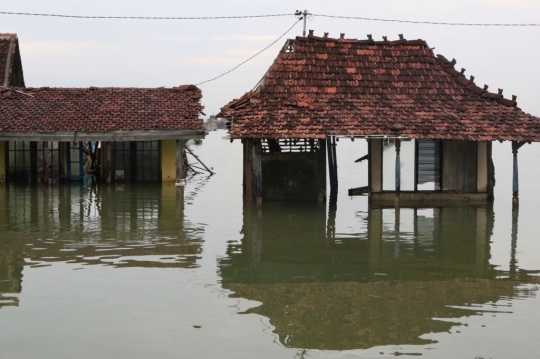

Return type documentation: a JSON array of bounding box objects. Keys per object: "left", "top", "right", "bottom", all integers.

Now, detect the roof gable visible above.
[
  {"left": 221, "top": 32, "right": 540, "bottom": 141},
  {"left": 0, "top": 33, "right": 25, "bottom": 88}
]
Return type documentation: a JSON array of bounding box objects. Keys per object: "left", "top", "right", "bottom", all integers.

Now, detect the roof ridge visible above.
[
  {"left": 299, "top": 30, "right": 428, "bottom": 47},
  {"left": 434, "top": 54, "right": 518, "bottom": 108}
]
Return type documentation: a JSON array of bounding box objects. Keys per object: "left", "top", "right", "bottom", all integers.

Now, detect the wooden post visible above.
[
  {"left": 58, "top": 142, "right": 67, "bottom": 183},
  {"left": 101, "top": 142, "right": 112, "bottom": 183},
  {"left": 395, "top": 139, "right": 401, "bottom": 207},
  {"left": 510, "top": 202, "right": 519, "bottom": 278},
  {"left": 175, "top": 139, "right": 187, "bottom": 183},
  {"left": 42, "top": 141, "right": 49, "bottom": 184},
  {"left": 0, "top": 141, "right": 6, "bottom": 185},
  {"left": 243, "top": 140, "right": 253, "bottom": 198},
  {"left": 327, "top": 137, "right": 337, "bottom": 192},
  {"left": 30, "top": 142, "right": 38, "bottom": 184},
  {"left": 332, "top": 136, "right": 338, "bottom": 189},
  {"left": 512, "top": 141, "right": 519, "bottom": 208},
  {"left": 252, "top": 140, "right": 262, "bottom": 205}
]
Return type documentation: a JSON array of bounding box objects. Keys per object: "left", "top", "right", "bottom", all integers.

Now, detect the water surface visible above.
[{"left": 1, "top": 130, "right": 539, "bottom": 358}]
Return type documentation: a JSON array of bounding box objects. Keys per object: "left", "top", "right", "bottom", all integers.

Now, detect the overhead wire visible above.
[
  {"left": 1, "top": 10, "right": 540, "bottom": 26},
  {"left": 0, "top": 11, "right": 294, "bottom": 20},
  {"left": 311, "top": 13, "right": 540, "bottom": 27},
  {"left": 195, "top": 18, "right": 301, "bottom": 86}
]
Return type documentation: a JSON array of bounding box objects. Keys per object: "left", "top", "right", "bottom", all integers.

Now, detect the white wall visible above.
[{"left": 382, "top": 139, "right": 415, "bottom": 191}]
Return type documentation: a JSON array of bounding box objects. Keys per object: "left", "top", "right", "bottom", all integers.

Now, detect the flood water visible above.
[{"left": 1, "top": 130, "right": 539, "bottom": 358}]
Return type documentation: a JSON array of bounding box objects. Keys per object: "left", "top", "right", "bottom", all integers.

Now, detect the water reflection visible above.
[
  {"left": 0, "top": 184, "right": 204, "bottom": 310},
  {"left": 219, "top": 201, "right": 539, "bottom": 351}
]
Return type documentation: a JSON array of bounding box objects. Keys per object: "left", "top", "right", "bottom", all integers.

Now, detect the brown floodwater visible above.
[{"left": 1, "top": 130, "right": 539, "bottom": 358}]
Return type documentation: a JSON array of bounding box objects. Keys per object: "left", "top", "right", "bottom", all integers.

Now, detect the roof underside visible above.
[
  {"left": 0, "top": 86, "right": 205, "bottom": 140},
  {"left": 220, "top": 32, "right": 540, "bottom": 141}
]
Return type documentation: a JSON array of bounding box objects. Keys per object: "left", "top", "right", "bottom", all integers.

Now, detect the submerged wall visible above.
[{"left": 261, "top": 149, "right": 326, "bottom": 201}]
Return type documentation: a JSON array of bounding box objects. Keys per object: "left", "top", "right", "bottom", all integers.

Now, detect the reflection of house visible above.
[
  {"left": 0, "top": 33, "right": 205, "bottom": 184},
  {"left": 219, "top": 31, "right": 540, "bottom": 204},
  {"left": 219, "top": 203, "right": 537, "bottom": 350},
  {"left": 0, "top": 184, "right": 204, "bottom": 268}
]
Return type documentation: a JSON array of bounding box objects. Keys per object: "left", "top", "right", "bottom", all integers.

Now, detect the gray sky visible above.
[{"left": 2, "top": 0, "right": 540, "bottom": 117}]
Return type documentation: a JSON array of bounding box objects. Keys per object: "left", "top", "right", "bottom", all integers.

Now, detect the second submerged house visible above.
[
  {"left": 0, "top": 86, "right": 205, "bottom": 184},
  {"left": 0, "top": 33, "right": 205, "bottom": 184},
  {"left": 219, "top": 31, "right": 540, "bottom": 205}
]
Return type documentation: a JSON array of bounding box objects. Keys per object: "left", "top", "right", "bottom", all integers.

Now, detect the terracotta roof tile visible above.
[
  {"left": 0, "top": 86, "right": 204, "bottom": 133},
  {"left": 220, "top": 33, "right": 540, "bottom": 141}
]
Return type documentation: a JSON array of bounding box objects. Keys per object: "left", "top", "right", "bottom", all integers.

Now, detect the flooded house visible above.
[
  {"left": 219, "top": 31, "right": 540, "bottom": 206},
  {"left": 0, "top": 33, "right": 205, "bottom": 185}
]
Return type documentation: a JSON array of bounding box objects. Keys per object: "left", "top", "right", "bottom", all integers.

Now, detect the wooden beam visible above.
[{"left": 0, "top": 130, "right": 205, "bottom": 142}]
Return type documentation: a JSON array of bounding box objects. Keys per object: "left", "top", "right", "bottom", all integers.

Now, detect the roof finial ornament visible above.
[
  {"left": 470, "top": 75, "right": 475, "bottom": 82},
  {"left": 398, "top": 34, "right": 404, "bottom": 40},
  {"left": 309, "top": 29, "right": 314, "bottom": 36},
  {"left": 383, "top": 36, "right": 388, "bottom": 41},
  {"left": 498, "top": 88, "right": 503, "bottom": 95},
  {"left": 512, "top": 95, "right": 517, "bottom": 101},
  {"left": 367, "top": 34, "right": 373, "bottom": 40},
  {"left": 323, "top": 32, "right": 329, "bottom": 39},
  {"left": 340, "top": 33, "right": 345, "bottom": 39},
  {"left": 483, "top": 85, "right": 489, "bottom": 91},
  {"left": 460, "top": 68, "right": 466, "bottom": 74},
  {"left": 450, "top": 58, "right": 457, "bottom": 66}
]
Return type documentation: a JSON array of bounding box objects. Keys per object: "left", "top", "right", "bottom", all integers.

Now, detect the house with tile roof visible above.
[
  {"left": 220, "top": 31, "right": 540, "bottom": 205},
  {"left": 0, "top": 34, "right": 205, "bottom": 185}
]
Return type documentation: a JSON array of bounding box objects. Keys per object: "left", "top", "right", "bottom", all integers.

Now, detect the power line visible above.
[
  {"left": 312, "top": 13, "right": 540, "bottom": 27},
  {"left": 1, "top": 10, "right": 540, "bottom": 26},
  {"left": 0, "top": 11, "right": 293, "bottom": 20},
  {"left": 195, "top": 19, "right": 301, "bottom": 86}
]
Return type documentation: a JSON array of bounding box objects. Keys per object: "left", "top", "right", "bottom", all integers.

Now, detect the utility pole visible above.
[
  {"left": 296, "top": 9, "right": 309, "bottom": 36},
  {"left": 303, "top": 9, "right": 308, "bottom": 36}
]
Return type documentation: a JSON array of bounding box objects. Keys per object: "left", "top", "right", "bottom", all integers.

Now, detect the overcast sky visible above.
[{"left": 2, "top": 0, "right": 540, "bottom": 117}]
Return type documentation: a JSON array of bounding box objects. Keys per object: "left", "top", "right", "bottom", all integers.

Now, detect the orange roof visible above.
[{"left": 220, "top": 32, "right": 540, "bottom": 141}]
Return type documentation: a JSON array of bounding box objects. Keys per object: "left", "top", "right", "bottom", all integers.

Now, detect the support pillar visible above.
[
  {"left": 512, "top": 141, "right": 526, "bottom": 208},
  {"left": 510, "top": 203, "right": 519, "bottom": 278},
  {"left": 395, "top": 139, "right": 401, "bottom": 208},
  {"left": 101, "top": 142, "right": 112, "bottom": 184},
  {"left": 0, "top": 141, "right": 5, "bottom": 184},
  {"left": 243, "top": 140, "right": 262, "bottom": 204},
  {"left": 58, "top": 142, "right": 68, "bottom": 183},
  {"left": 253, "top": 140, "right": 262, "bottom": 205},
  {"left": 42, "top": 141, "right": 49, "bottom": 184},
  {"left": 175, "top": 139, "right": 187, "bottom": 183},
  {"left": 327, "top": 136, "right": 338, "bottom": 194}
]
